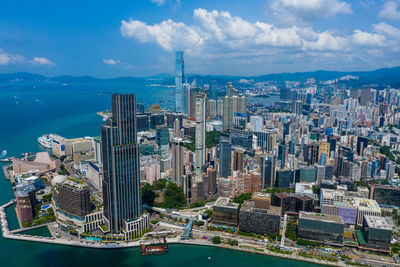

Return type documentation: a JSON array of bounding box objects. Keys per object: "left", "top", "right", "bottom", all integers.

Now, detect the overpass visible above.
[{"left": 180, "top": 219, "right": 193, "bottom": 240}]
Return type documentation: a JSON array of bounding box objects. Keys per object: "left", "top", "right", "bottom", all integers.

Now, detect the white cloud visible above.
[
  {"left": 121, "top": 18, "right": 203, "bottom": 52},
  {"left": 269, "top": 0, "right": 352, "bottom": 24},
  {"left": 352, "top": 30, "right": 386, "bottom": 46},
  {"left": 103, "top": 58, "right": 134, "bottom": 68},
  {"left": 0, "top": 53, "right": 11, "bottom": 65},
  {"left": 0, "top": 49, "right": 24, "bottom": 65},
  {"left": 150, "top": 0, "right": 165, "bottom": 6},
  {"left": 32, "top": 57, "right": 54, "bottom": 65},
  {"left": 103, "top": 58, "right": 120, "bottom": 65},
  {"left": 379, "top": 1, "right": 400, "bottom": 20},
  {"left": 374, "top": 22, "right": 400, "bottom": 40},
  {"left": 0, "top": 49, "right": 54, "bottom": 66},
  {"left": 302, "top": 31, "right": 347, "bottom": 51},
  {"left": 120, "top": 8, "right": 400, "bottom": 73}
]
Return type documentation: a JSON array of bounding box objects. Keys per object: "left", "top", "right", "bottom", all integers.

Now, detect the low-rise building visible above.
[
  {"left": 371, "top": 185, "right": 400, "bottom": 207},
  {"left": 238, "top": 201, "right": 281, "bottom": 235},
  {"left": 359, "top": 215, "right": 393, "bottom": 252},
  {"left": 212, "top": 197, "right": 239, "bottom": 228},
  {"left": 354, "top": 197, "right": 381, "bottom": 226},
  {"left": 298, "top": 211, "right": 344, "bottom": 246},
  {"left": 251, "top": 192, "right": 271, "bottom": 209},
  {"left": 55, "top": 209, "right": 104, "bottom": 235},
  {"left": 273, "top": 193, "right": 313, "bottom": 216}
]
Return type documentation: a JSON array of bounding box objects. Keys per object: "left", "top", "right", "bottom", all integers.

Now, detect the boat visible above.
[
  {"left": 0, "top": 150, "right": 7, "bottom": 159},
  {"left": 208, "top": 257, "right": 212, "bottom": 262},
  {"left": 0, "top": 157, "right": 12, "bottom": 163},
  {"left": 140, "top": 237, "right": 168, "bottom": 255},
  {"left": 38, "top": 134, "right": 61, "bottom": 149}
]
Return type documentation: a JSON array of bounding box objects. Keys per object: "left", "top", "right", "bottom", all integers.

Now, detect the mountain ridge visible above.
[{"left": 1, "top": 66, "right": 400, "bottom": 86}]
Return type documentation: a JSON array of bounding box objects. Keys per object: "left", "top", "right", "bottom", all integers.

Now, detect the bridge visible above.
[{"left": 180, "top": 219, "right": 193, "bottom": 240}]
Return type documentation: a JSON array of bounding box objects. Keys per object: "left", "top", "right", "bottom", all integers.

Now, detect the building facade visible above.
[{"left": 101, "top": 94, "right": 146, "bottom": 234}]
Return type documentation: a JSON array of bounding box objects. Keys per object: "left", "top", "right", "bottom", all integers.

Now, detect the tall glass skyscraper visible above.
[
  {"left": 101, "top": 94, "right": 142, "bottom": 234},
  {"left": 219, "top": 134, "right": 232, "bottom": 178},
  {"left": 175, "top": 51, "right": 184, "bottom": 113}
]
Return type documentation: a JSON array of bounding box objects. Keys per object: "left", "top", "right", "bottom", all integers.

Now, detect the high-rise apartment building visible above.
[
  {"left": 195, "top": 94, "right": 206, "bottom": 169},
  {"left": 223, "top": 95, "right": 246, "bottom": 131},
  {"left": 233, "top": 149, "right": 244, "bottom": 172},
  {"left": 101, "top": 94, "right": 149, "bottom": 236},
  {"left": 175, "top": 51, "right": 184, "bottom": 113}
]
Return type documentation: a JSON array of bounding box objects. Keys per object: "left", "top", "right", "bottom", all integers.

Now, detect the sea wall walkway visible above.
[{"left": 1, "top": 199, "right": 395, "bottom": 266}]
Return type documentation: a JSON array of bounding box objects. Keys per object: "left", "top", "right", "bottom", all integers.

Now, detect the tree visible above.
[
  {"left": 206, "top": 131, "right": 221, "bottom": 149},
  {"left": 204, "top": 209, "right": 212, "bottom": 219},
  {"left": 379, "top": 146, "right": 395, "bottom": 162},
  {"left": 228, "top": 239, "right": 238, "bottom": 246},
  {"left": 212, "top": 236, "right": 221, "bottom": 244},
  {"left": 152, "top": 179, "right": 168, "bottom": 190},
  {"left": 232, "top": 192, "right": 252, "bottom": 204},
  {"left": 142, "top": 183, "right": 157, "bottom": 206},
  {"left": 163, "top": 182, "right": 186, "bottom": 209},
  {"left": 42, "top": 193, "right": 52, "bottom": 203}
]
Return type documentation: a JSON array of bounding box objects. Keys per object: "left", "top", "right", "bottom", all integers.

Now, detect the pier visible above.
[{"left": 2, "top": 164, "right": 11, "bottom": 180}]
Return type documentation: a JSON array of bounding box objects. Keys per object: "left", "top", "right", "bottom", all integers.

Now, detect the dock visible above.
[{"left": 2, "top": 164, "right": 11, "bottom": 180}]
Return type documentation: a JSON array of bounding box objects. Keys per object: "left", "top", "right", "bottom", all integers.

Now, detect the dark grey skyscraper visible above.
[
  {"left": 219, "top": 135, "right": 232, "bottom": 178},
  {"left": 101, "top": 94, "right": 142, "bottom": 234},
  {"left": 261, "top": 154, "right": 276, "bottom": 189}
]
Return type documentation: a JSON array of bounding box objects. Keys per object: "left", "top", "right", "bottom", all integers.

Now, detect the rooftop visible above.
[
  {"left": 353, "top": 197, "right": 381, "bottom": 212},
  {"left": 295, "top": 182, "right": 313, "bottom": 195},
  {"left": 364, "top": 215, "right": 393, "bottom": 230},
  {"left": 300, "top": 211, "right": 344, "bottom": 224},
  {"left": 252, "top": 192, "right": 270, "bottom": 198},
  {"left": 214, "top": 197, "right": 239, "bottom": 209},
  {"left": 240, "top": 201, "right": 281, "bottom": 215}
]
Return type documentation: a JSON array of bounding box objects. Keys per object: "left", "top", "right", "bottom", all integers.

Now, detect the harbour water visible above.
[{"left": 0, "top": 81, "right": 316, "bottom": 266}]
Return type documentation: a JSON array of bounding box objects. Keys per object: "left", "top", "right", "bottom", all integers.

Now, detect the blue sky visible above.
[{"left": 1, "top": 0, "right": 400, "bottom": 77}]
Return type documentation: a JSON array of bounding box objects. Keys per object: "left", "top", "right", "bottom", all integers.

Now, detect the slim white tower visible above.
[{"left": 195, "top": 94, "right": 206, "bottom": 169}]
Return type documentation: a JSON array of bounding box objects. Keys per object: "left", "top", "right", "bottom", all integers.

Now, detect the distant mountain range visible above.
[{"left": 1, "top": 66, "right": 400, "bottom": 87}]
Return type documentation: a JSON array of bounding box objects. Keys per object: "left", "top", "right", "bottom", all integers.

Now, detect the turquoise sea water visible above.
[
  {"left": 0, "top": 82, "right": 315, "bottom": 266},
  {"left": 18, "top": 226, "right": 52, "bottom": 238}
]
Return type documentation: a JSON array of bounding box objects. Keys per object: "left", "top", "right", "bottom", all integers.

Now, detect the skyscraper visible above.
[
  {"left": 233, "top": 149, "right": 244, "bottom": 172},
  {"left": 280, "top": 87, "right": 292, "bottom": 101},
  {"left": 172, "top": 137, "right": 184, "bottom": 185},
  {"left": 278, "top": 141, "right": 286, "bottom": 169},
  {"left": 219, "top": 134, "right": 232, "bottom": 178},
  {"left": 210, "top": 80, "right": 217, "bottom": 100},
  {"left": 101, "top": 94, "right": 149, "bottom": 236},
  {"left": 195, "top": 93, "right": 206, "bottom": 169},
  {"left": 175, "top": 51, "right": 184, "bottom": 113},
  {"left": 174, "top": 118, "right": 181, "bottom": 138},
  {"left": 223, "top": 95, "right": 246, "bottom": 131},
  {"left": 293, "top": 100, "right": 303, "bottom": 115},
  {"left": 261, "top": 154, "right": 276, "bottom": 189},
  {"left": 182, "top": 82, "right": 190, "bottom": 115}
]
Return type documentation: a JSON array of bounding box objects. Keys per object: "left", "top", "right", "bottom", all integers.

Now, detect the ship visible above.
[
  {"left": 38, "top": 135, "right": 53, "bottom": 148},
  {"left": 140, "top": 237, "right": 168, "bottom": 255},
  {"left": 38, "top": 134, "right": 62, "bottom": 149}
]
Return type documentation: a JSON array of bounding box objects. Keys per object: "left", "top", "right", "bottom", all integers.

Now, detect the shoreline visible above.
[
  {"left": 0, "top": 198, "right": 341, "bottom": 267},
  {"left": 1, "top": 199, "right": 389, "bottom": 266}
]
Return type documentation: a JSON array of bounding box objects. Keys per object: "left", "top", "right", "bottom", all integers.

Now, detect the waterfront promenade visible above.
[{"left": 1, "top": 199, "right": 397, "bottom": 266}]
